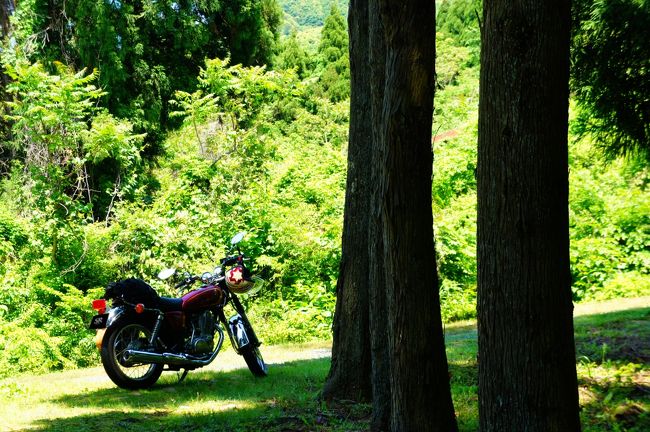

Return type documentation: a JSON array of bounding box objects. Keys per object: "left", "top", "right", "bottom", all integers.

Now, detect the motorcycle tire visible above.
[
  {"left": 101, "top": 317, "right": 163, "bottom": 390},
  {"left": 242, "top": 346, "right": 268, "bottom": 377}
]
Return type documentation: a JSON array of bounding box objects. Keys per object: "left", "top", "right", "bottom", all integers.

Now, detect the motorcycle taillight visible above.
[{"left": 92, "top": 299, "right": 107, "bottom": 314}]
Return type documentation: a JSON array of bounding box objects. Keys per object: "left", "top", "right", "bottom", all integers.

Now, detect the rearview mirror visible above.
[
  {"left": 158, "top": 268, "right": 176, "bottom": 280},
  {"left": 231, "top": 232, "right": 246, "bottom": 245}
]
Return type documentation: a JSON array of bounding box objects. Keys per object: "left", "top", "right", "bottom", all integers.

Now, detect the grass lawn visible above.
[{"left": 1, "top": 298, "right": 648, "bottom": 431}]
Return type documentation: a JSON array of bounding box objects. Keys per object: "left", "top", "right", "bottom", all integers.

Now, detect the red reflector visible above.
[
  {"left": 92, "top": 299, "right": 107, "bottom": 313},
  {"left": 135, "top": 303, "right": 145, "bottom": 314}
]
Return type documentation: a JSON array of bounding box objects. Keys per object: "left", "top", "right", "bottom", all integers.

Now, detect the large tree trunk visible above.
[
  {"left": 327, "top": 1, "right": 459, "bottom": 429},
  {"left": 477, "top": 1, "right": 581, "bottom": 431},
  {"left": 367, "top": 1, "right": 390, "bottom": 429},
  {"left": 377, "top": 1, "right": 458, "bottom": 430},
  {"left": 322, "top": 0, "right": 373, "bottom": 402}
]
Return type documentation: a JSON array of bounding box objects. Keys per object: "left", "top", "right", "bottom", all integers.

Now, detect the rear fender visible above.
[
  {"left": 106, "top": 305, "right": 126, "bottom": 327},
  {"left": 94, "top": 306, "right": 126, "bottom": 350}
]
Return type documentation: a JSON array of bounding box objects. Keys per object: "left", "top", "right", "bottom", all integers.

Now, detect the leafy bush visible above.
[
  {"left": 0, "top": 324, "right": 73, "bottom": 377},
  {"left": 0, "top": 276, "right": 105, "bottom": 379},
  {"left": 584, "top": 272, "right": 650, "bottom": 302},
  {"left": 569, "top": 139, "right": 650, "bottom": 300}
]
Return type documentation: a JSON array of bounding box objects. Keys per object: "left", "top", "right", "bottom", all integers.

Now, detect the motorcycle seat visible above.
[{"left": 158, "top": 297, "right": 183, "bottom": 312}]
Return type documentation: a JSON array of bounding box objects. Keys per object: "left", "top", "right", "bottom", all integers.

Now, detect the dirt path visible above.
[{"left": 574, "top": 296, "right": 650, "bottom": 316}]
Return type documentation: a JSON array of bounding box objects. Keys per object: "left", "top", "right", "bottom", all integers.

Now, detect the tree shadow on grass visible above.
[
  {"left": 578, "top": 371, "right": 650, "bottom": 432},
  {"left": 574, "top": 306, "right": 650, "bottom": 364},
  {"left": 28, "top": 306, "right": 650, "bottom": 432},
  {"left": 29, "top": 408, "right": 316, "bottom": 432},
  {"left": 31, "top": 357, "right": 371, "bottom": 432},
  {"left": 562, "top": 306, "right": 649, "bottom": 431}
]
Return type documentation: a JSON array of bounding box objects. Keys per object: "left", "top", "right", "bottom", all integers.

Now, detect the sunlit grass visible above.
[
  {"left": 0, "top": 341, "right": 336, "bottom": 432},
  {"left": 442, "top": 298, "right": 649, "bottom": 432},
  {"left": 1, "top": 300, "right": 648, "bottom": 431}
]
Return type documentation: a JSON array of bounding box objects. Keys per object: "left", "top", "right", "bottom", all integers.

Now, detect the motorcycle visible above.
[{"left": 88, "top": 232, "right": 267, "bottom": 389}]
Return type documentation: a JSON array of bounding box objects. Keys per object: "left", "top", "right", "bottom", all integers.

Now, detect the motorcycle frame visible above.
[{"left": 109, "top": 287, "right": 260, "bottom": 370}]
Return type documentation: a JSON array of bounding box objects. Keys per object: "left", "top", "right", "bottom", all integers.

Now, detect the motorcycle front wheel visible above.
[
  {"left": 101, "top": 318, "right": 163, "bottom": 390},
  {"left": 242, "top": 345, "right": 268, "bottom": 377}
]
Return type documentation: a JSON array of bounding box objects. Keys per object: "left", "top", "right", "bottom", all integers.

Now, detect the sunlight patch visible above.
[{"left": 174, "top": 399, "right": 257, "bottom": 414}]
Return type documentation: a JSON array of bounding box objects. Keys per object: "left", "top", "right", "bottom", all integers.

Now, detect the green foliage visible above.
[
  {"left": 432, "top": 24, "right": 480, "bottom": 321},
  {"left": 2, "top": 59, "right": 144, "bottom": 232},
  {"left": 0, "top": 280, "right": 103, "bottom": 378},
  {"left": 83, "top": 114, "right": 144, "bottom": 167},
  {"left": 0, "top": 209, "right": 28, "bottom": 250},
  {"left": 9, "top": 0, "right": 283, "bottom": 153},
  {"left": 274, "top": 3, "right": 350, "bottom": 102},
  {"left": 0, "top": 325, "right": 73, "bottom": 376},
  {"left": 161, "top": 59, "right": 346, "bottom": 307},
  {"left": 569, "top": 141, "right": 650, "bottom": 300},
  {"left": 297, "top": 4, "right": 350, "bottom": 103},
  {"left": 279, "top": 0, "right": 348, "bottom": 28},
  {"left": 437, "top": 0, "right": 482, "bottom": 66},
  {"left": 433, "top": 7, "right": 650, "bottom": 314},
  {"left": 199, "top": 58, "right": 301, "bottom": 127},
  {"left": 2, "top": 61, "right": 100, "bottom": 230},
  {"left": 590, "top": 272, "right": 650, "bottom": 302},
  {"left": 571, "top": 0, "right": 650, "bottom": 161},
  {"left": 275, "top": 31, "right": 311, "bottom": 78}
]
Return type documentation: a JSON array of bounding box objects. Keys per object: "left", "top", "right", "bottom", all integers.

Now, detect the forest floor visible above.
[{"left": 0, "top": 297, "right": 648, "bottom": 432}]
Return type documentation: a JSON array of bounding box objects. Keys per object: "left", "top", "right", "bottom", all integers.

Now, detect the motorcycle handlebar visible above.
[
  {"left": 171, "top": 253, "right": 248, "bottom": 289},
  {"left": 221, "top": 254, "right": 246, "bottom": 267},
  {"left": 174, "top": 275, "right": 199, "bottom": 289}
]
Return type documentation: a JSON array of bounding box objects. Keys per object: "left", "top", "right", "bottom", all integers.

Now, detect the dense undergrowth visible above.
[{"left": 0, "top": 0, "right": 649, "bottom": 379}]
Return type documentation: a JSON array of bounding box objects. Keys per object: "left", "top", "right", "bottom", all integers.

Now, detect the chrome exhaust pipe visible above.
[
  {"left": 122, "top": 350, "right": 196, "bottom": 366},
  {"left": 123, "top": 327, "right": 224, "bottom": 367}
]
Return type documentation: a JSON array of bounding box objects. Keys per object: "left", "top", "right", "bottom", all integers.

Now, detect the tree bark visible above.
[
  {"left": 0, "top": 0, "right": 13, "bottom": 39},
  {"left": 477, "top": 1, "right": 581, "bottom": 431},
  {"left": 377, "top": 1, "right": 458, "bottom": 430},
  {"left": 0, "top": 0, "right": 15, "bottom": 164},
  {"left": 322, "top": 0, "right": 373, "bottom": 402},
  {"left": 327, "top": 2, "right": 459, "bottom": 429},
  {"left": 368, "top": 1, "right": 390, "bottom": 429}
]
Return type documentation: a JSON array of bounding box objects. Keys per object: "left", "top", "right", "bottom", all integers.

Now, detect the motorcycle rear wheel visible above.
[
  {"left": 242, "top": 346, "right": 268, "bottom": 377},
  {"left": 101, "top": 318, "right": 163, "bottom": 390}
]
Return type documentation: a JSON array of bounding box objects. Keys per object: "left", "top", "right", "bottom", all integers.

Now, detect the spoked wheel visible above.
[
  {"left": 242, "top": 346, "right": 268, "bottom": 377},
  {"left": 101, "top": 319, "right": 163, "bottom": 389}
]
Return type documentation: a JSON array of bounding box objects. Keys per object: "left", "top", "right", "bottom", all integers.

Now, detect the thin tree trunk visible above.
[
  {"left": 0, "top": 0, "right": 13, "bottom": 39},
  {"left": 477, "top": 1, "right": 581, "bottom": 431},
  {"left": 377, "top": 0, "right": 458, "bottom": 430},
  {"left": 322, "top": 0, "right": 373, "bottom": 402},
  {"left": 0, "top": 0, "right": 15, "bottom": 150}
]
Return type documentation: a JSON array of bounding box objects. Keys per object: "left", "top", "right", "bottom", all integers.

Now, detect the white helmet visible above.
[{"left": 225, "top": 265, "right": 254, "bottom": 293}]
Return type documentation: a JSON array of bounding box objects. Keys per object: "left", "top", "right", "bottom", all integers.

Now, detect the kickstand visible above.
[{"left": 178, "top": 369, "right": 189, "bottom": 384}]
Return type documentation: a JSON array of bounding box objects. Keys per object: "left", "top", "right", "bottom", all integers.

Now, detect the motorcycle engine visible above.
[{"left": 185, "top": 311, "right": 216, "bottom": 355}]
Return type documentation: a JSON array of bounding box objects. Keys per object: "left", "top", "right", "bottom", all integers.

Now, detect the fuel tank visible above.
[{"left": 181, "top": 285, "right": 224, "bottom": 312}]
